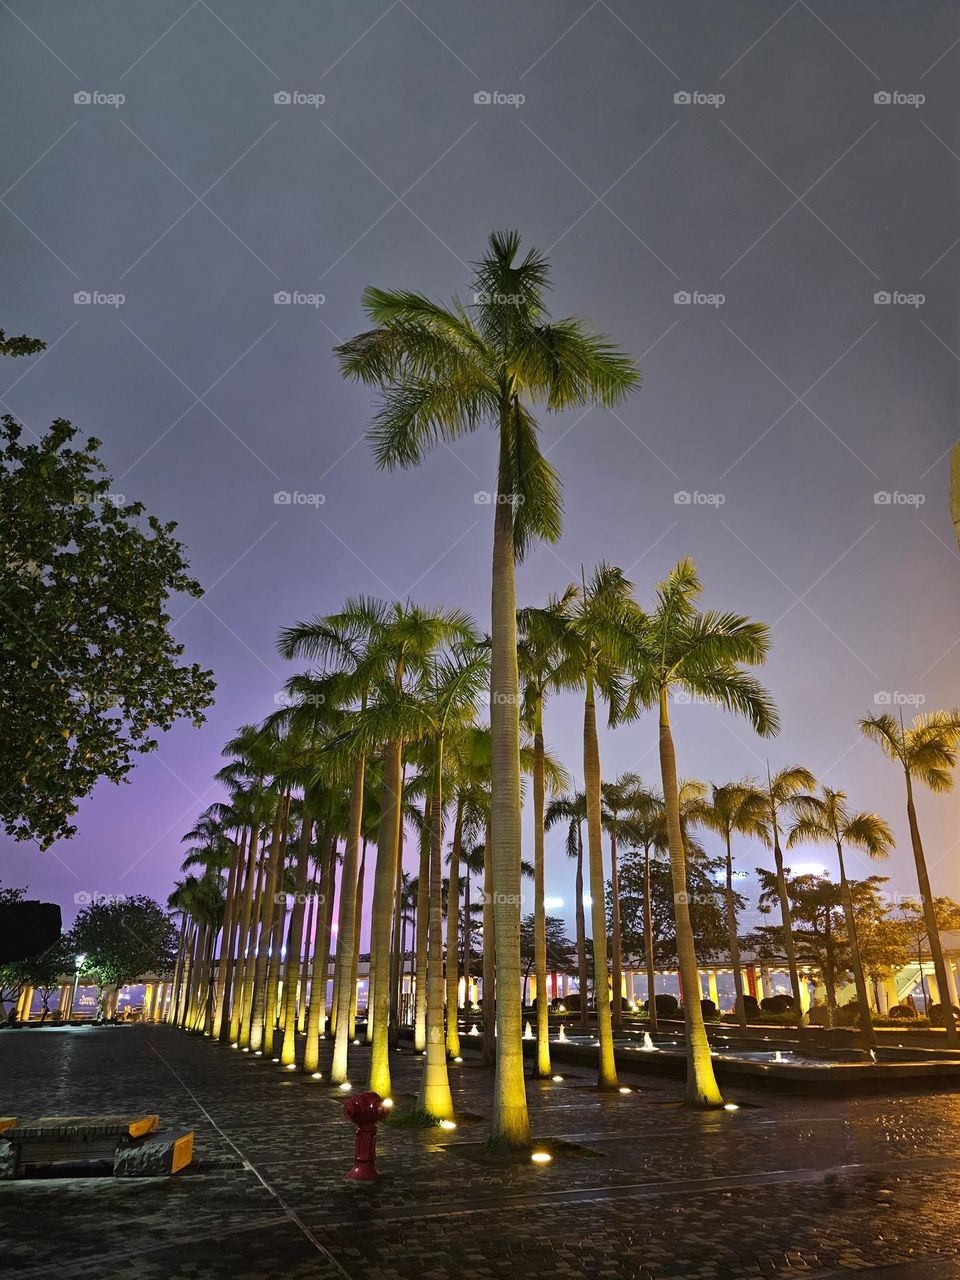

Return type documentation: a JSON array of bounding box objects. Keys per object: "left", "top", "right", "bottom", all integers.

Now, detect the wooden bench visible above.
[{"left": 0, "top": 1115, "right": 193, "bottom": 1178}]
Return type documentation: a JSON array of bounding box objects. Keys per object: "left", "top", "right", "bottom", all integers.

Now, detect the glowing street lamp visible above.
[{"left": 71, "top": 953, "right": 86, "bottom": 1021}]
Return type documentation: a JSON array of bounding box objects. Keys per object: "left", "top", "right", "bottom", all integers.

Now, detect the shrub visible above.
[
  {"left": 887, "top": 1004, "right": 919, "bottom": 1020},
  {"left": 761, "top": 994, "right": 795, "bottom": 1014},
  {"left": 700, "top": 998, "right": 719, "bottom": 1021},
  {"left": 643, "top": 993, "right": 679, "bottom": 1018},
  {"left": 742, "top": 994, "right": 760, "bottom": 1019},
  {"left": 927, "top": 1003, "right": 960, "bottom": 1027}
]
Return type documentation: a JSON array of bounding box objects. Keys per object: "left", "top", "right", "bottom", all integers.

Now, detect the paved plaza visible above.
[{"left": 3, "top": 1025, "right": 960, "bottom": 1279}]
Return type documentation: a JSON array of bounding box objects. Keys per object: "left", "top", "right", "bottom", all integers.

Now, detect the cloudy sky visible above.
[{"left": 3, "top": 1, "right": 959, "bottom": 940}]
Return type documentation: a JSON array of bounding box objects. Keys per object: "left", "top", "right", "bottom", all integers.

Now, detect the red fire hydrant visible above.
[{"left": 343, "top": 1090, "right": 387, "bottom": 1181}]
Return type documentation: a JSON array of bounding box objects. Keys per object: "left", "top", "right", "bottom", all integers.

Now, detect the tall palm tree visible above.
[
  {"left": 698, "top": 782, "right": 767, "bottom": 1027},
  {"left": 620, "top": 788, "right": 665, "bottom": 1033},
  {"left": 518, "top": 588, "right": 576, "bottom": 1076},
  {"left": 414, "top": 645, "right": 489, "bottom": 1120},
  {"left": 278, "top": 598, "right": 389, "bottom": 1080},
  {"left": 788, "top": 786, "right": 893, "bottom": 1045},
  {"left": 628, "top": 559, "right": 778, "bottom": 1107},
  {"left": 601, "top": 772, "right": 645, "bottom": 1033},
  {"left": 860, "top": 710, "right": 960, "bottom": 1046},
  {"left": 759, "top": 764, "right": 817, "bottom": 1029},
  {"left": 550, "top": 564, "right": 638, "bottom": 1089},
  {"left": 545, "top": 792, "right": 589, "bottom": 1027},
  {"left": 336, "top": 230, "right": 639, "bottom": 1146}
]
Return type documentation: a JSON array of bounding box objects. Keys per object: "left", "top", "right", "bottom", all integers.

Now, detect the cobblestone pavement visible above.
[{"left": 3, "top": 1026, "right": 960, "bottom": 1279}]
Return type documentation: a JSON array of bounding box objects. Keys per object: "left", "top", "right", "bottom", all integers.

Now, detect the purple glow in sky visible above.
[{"left": 2, "top": 2, "right": 959, "bottom": 942}]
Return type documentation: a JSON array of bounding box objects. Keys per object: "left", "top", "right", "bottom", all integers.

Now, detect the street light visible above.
[{"left": 71, "top": 953, "right": 86, "bottom": 1023}]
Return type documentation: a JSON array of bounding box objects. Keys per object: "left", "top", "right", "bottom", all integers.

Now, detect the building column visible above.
[
  {"left": 875, "top": 977, "right": 889, "bottom": 1014},
  {"left": 926, "top": 971, "right": 940, "bottom": 1006},
  {"left": 707, "top": 972, "right": 720, "bottom": 1007},
  {"left": 798, "top": 976, "right": 811, "bottom": 1013},
  {"left": 745, "top": 967, "right": 758, "bottom": 999},
  {"left": 143, "top": 983, "right": 155, "bottom": 1021},
  {"left": 942, "top": 958, "right": 959, "bottom": 1009},
  {"left": 626, "top": 971, "right": 636, "bottom": 1003},
  {"left": 17, "top": 985, "right": 33, "bottom": 1021}
]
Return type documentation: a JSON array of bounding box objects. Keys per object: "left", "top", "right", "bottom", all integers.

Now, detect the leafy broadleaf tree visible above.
[
  {"left": 0, "top": 416, "right": 215, "bottom": 846},
  {"left": 71, "top": 895, "right": 177, "bottom": 1020},
  {"left": 336, "top": 230, "right": 640, "bottom": 1146}
]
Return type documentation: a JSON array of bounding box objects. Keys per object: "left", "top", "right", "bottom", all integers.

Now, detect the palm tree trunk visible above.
[
  {"left": 610, "top": 825, "right": 623, "bottom": 1033},
  {"left": 330, "top": 760, "right": 366, "bottom": 1083},
  {"left": 279, "top": 798, "right": 315, "bottom": 1067},
  {"left": 658, "top": 688, "right": 724, "bottom": 1107},
  {"left": 369, "top": 738, "right": 403, "bottom": 1093},
  {"left": 348, "top": 842, "right": 367, "bottom": 1039},
  {"left": 168, "top": 917, "right": 189, "bottom": 1025},
  {"left": 482, "top": 823, "right": 496, "bottom": 1067},
  {"left": 575, "top": 830, "right": 588, "bottom": 1029},
  {"left": 488, "top": 411, "right": 529, "bottom": 1146},
  {"left": 445, "top": 794, "right": 464, "bottom": 1059},
  {"left": 237, "top": 856, "right": 267, "bottom": 1048},
  {"left": 262, "top": 799, "right": 292, "bottom": 1058},
  {"left": 388, "top": 813, "right": 405, "bottom": 1046},
  {"left": 414, "top": 797, "right": 432, "bottom": 1052},
  {"left": 533, "top": 699, "right": 551, "bottom": 1077},
  {"left": 583, "top": 672, "right": 618, "bottom": 1088},
  {"left": 771, "top": 823, "right": 805, "bottom": 1031},
  {"left": 212, "top": 828, "right": 244, "bottom": 1039},
  {"left": 905, "top": 771, "right": 958, "bottom": 1045},
  {"left": 299, "top": 891, "right": 317, "bottom": 1035},
  {"left": 417, "top": 743, "right": 454, "bottom": 1120},
  {"left": 249, "top": 792, "right": 287, "bottom": 1053},
  {"left": 725, "top": 833, "right": 747, "bottom": 1028},
  {"left": 229, "top": 812, "right": 261, "bottom": 1045},
  {"left": 835, "top": 840, "right": 875, "bottom": 1047},
  {"left": 463, "top": 868, "right": 473, "bottom": 1017},
  {"left": 304, "top": 824, "right": 335, "bottom": 1073},
  {"left": 643, "top": 844, "right": 658, "bottom": 1036}
]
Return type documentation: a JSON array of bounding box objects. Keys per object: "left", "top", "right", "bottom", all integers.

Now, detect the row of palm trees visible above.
[{"left": 165, "top": 230, "right": 960, "bottom": 1143}]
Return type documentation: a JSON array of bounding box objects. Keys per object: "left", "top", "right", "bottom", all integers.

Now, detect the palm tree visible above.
[
  {"left": 335, "top": 230, "right": 639, "bottom": 1146},
  {"left": 627, "top": 559, "right": 778, "bottom": 1107},
  {"left": 860, "top": 710, "right": 960, "bottom": 1046},
  {"left": 545, "top": 792, "right": 589, "bottom": 1027},
  {"left": 788, "top": 786, "right": 893, "bottom": 1044},
  {"left": 698, "top": 782, "right": 767, "bottom": 1026},
  {"left": 759, "top": 765, "right": 817, "bottom": 1029},
  {"left": 621, "top": 788, "right": 665, "bottom": 1033},
  {"left": 278, "top": 598, "right": 389, "bottom": 1080},
  {"left": 601, "top": 772, "right": 645, "bottom": 1033},
  {"left": 414, "top": 645, "right": 489, "bottom": 1121},
  {"left": 518, "top": 588, "right": 576, "bottom": 1076}
]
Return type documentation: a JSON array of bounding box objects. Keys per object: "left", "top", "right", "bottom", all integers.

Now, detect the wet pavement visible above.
[{"left": 3, "top": 1023, "right": 960, "bottom": 1278}]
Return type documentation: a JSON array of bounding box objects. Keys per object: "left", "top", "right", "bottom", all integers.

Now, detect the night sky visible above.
[{"left": 3, "top": 1, "right": 960, "bottom": 942}]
